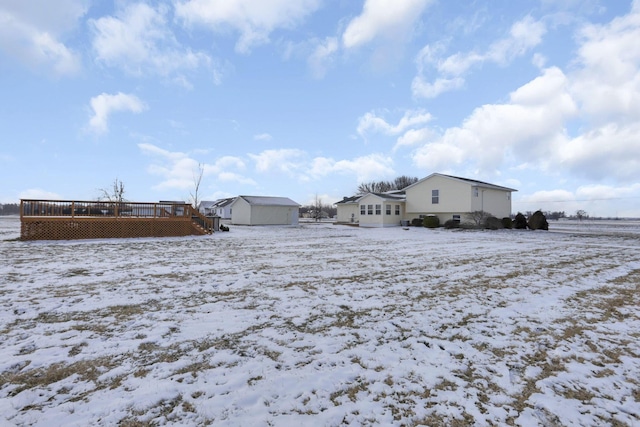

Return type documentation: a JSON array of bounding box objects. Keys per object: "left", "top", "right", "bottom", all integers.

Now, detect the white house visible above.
[
  {"left": 336, "top": 173, "right": 516, "bottom": 227},
  {"left": 198, "top": 200, "right": 216, "bottom": 216},
  {"left": 230, "top": 196, "right": 300, "bottom": 226},
  {"left": 199, "top": 197, "right": 235, "bottom": 219}
]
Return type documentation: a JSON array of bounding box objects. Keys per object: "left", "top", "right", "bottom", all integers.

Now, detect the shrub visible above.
[
  {"left": 423, "top": 215, "right": 440, "bottom": 228},
  {"left": 528, "top": 210, "right": 549, "bottom": 230},
  {"left": 514, "top": 213, "right": 527, "bottom": 229},
  {"left": 484, "top": 216, "right": 503, "bottom": 230},
  {"left": 444, "top": 219, "right": 460, "bottom": 229},
  {"left": 502, "top": 217, "right": 513, "bottom": 229},
  {"left": 411, "top": 218, "right": 423, "bottom": 226}
]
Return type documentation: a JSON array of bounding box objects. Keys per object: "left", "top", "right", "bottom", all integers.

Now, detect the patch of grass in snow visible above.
[
  {"left": 329, "top": 376, "right": 370, "bottom": 406},
  {"left": 1, "top": 355, "right": 122, "bottom": 399},
  {"left": 120, "top": 394, "right": 197, "bottom": 426}
]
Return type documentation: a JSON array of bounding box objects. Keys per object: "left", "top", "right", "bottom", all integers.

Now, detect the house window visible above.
[
  {"left": 453, "top": 214, "right": 461, "bottom": 223},
  {"left": 432, "top": 189, "right": 439, "bottom": 204},
  {"left": 375, "top": 204, "right": 381, "bottom": 215},
  {"left": 473, "top": 187, "right": 479, "bottom": 197},
  {"left": 360, "top": 204, "right": 366, "bottom": 215},
  {"left": 367, "top": 205, "right": 373, "bottom": 215},
  {"left": 395, "top": 205, "right": 400, "bottom": 215},
  {"left": 385, "top": 204, "right": 391, "bottom": 215}
]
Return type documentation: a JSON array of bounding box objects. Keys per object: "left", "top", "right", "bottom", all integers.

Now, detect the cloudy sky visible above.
[{"left": 1, "top": 0, "right": 639, "bottom": 217}]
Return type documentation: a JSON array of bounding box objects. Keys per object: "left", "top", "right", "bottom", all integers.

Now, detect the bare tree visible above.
[
  {"left": 190, "top": 163, "right": 204, "bottom": 209},
  {"left": 466, "top": 210, "right": 490, "bottom": 227},
  {"left": 393, "top": 175, "right": 419, "bottom": 190},
  {"left": 314, "top": 194, "right": 323, "bottom": 222},
  {"left": 357, "top": 176, "right": 418, "bottom": 194},
  {"left": 98, "top": 178, "right": 126, "bottom": 203},
  {"left": 575, "top": 210, "right": 587, "bottom": 221}
]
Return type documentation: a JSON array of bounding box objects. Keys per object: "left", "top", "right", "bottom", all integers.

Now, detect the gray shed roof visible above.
[{"left": 235, "top": 196, "right": 300, "bottom": 207}]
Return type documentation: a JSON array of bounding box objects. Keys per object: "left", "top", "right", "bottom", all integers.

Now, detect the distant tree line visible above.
[
  {"left": 0, "top": 203, "right": 20, "bottom": 215},
  {"left": 300, "top": 195, "right": 337, "bottom": 220},
  {"left": 357, "top": 176, "right": 419, "bottom": 194}
]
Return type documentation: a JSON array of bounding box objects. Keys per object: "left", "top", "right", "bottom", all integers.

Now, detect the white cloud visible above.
[
  {"left": 175, "top": 0, "right": 321, "bottom": 53},
  {"left": 409, "top": 0, "right": 640, "bottom": 186},
  {"left": 254, "top": 133, "right": 273, "bottom": 141},
  {"left": 139, "top": 143, "right": 249, "bottom": 191},
  {"left": 356, "top": 109, "right": 434, "bottom": 152},
  {"left": 248, "top": 149, "right": 306, "bottom": 174},
  {"left": 90, "top": 3, "right": 211, "bottom": 81},
  {"left": 308, "top": 37, "right": 339, "bottom": 79},
  {"left": 308, "top": 154, "right": 395, "bottom": 183},
  {"left": 357, "top": 109, "right": 432, "bottom": 137},
  {"left": 394, "top": 128, "right": 434, "bottom": 151},
  {"left": 218, "top": 172, "right": 256, "bottom": 186},
  {"left": 412, "top": 66, "right": 577, "bottom": 173},
  {"left": 570, "top": 3, "right": 640, "bottom": 125},
  {"left": 0, "top": 0, "right": 85, "bottom": 76},
  {"left": 486, "top": 15, "right": 547, "bottom": 65},
  {"left": 559, "top": 123, "right": 640, "bottom": 182},
  {"left": 332, "top": 154, "right": 395, "bottom": 182},
  {"left": 88, "top": 92, "right": 147, "bottom": 134},
  {"left": 342, "top": 0, "right": 432, "bottom": 49},
  {"left": 413, "top": 15, "right": 546, "bottom": 98},
  {"left": 411, "top": 76, "right": 465, "bottom": 99}
]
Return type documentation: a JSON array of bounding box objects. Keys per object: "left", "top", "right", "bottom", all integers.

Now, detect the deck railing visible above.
[
  {"left": 20, "top": 199, "right": 214, "bottom": 240},
  {"left": 20, "top": 199, "right": 193, "bottom": 219}
]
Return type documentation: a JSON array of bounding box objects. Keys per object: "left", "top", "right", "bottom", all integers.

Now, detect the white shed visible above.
[{"left": 230, "top": 196, "right": 300, "bottom": 226}]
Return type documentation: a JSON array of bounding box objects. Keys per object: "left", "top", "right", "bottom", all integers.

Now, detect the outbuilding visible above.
[{"left": 230, "top": 196, "right": 300, "bottom": 226}]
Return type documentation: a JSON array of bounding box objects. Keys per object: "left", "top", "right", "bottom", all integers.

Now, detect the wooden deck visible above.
[{"left": 20, "top": 199, "right": 214, "bottom": 241}]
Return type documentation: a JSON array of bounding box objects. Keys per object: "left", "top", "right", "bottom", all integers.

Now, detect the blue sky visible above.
[{"left": 1, "top": 0, "right": 640, "bottom": 218}]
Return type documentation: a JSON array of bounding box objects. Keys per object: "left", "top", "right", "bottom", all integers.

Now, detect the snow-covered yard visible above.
[{"left": 1, "top": 216, "right": 639, "bottom": 426}]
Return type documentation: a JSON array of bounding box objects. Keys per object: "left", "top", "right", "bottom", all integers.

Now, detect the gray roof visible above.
[
  {"left": 368, "top": 192, "right": 406, "bottom": 201},
  {"left": 335, "top": 195, "right": 361, "bottom": 205},
  {"left": 235, "top": 196, "right": 300, "bottom": 207},
  {"left": 198, "top": 200, "right": 217, "bottom": 209},
  {"left": 214, "top": 197, "right": 236, "bottom": 207}
]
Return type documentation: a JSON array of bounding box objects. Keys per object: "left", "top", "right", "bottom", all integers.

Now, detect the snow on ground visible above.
[{"left": 1, "top": 216, "right": 639, "bottom": 426}]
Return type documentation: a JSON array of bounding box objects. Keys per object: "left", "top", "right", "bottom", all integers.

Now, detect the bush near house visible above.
[
  {"left": 514, "top": 213, "right": 528, "bottom": 229},
  {"left": 411, "top": 218, "right": 424, "bottom": 226},
  {"left": 528, "top": 210, "right": 549, "bottom": 230},
  {"left": 423, "top": 215, "right": 440, "bottom": 228},
  {"left": 502, "top": 217, "right": 513, "bottom": 229},
  {"left": 484, "top": 216, "right": 503, "bottom": 230},
  {"left": 444, "top": 219, "right": 460, "bottom": 229}
]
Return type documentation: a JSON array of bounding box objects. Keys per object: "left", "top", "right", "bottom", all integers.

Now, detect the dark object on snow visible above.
[
  {"left": 220, "top": 224, "right": 229, "bottom": 232},
  {"left": 528, "top": 210, "right": 549, "bottom": 230},
  {"left": 514, "top": 213, "right": 528, "bottom": 229}
]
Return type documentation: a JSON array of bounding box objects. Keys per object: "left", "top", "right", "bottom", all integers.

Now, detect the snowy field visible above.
[{"left": 1, "top": 216, "right": 639, "bottom": 426}]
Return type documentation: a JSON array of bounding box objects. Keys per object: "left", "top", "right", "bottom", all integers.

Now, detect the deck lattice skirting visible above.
[{"left": 20, "top": 199, "right": 214, "bottom": 241}]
